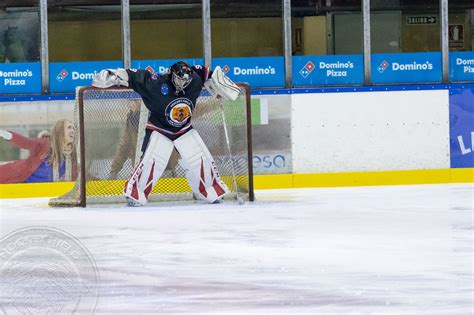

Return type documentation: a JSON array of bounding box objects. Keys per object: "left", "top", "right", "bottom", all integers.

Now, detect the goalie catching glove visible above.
[
  {"left": 92, "top": 69, "right": 129, "bottom": 88},
  {"left": 204, "top": 66, "right": 240, "bottom": 101}
]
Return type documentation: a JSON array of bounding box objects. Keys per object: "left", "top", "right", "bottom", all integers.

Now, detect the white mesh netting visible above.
[{"left": 49, "top": 85, "right": 253, "bottom": 207}]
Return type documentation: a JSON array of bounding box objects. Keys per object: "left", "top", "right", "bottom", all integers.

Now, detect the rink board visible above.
[
  {"left": 1, "top": 168, "right": 472, "bottom": 199},
  {"left": 291, "top": 89, "right": 450, "bottom": 173},
  {"left": 0, "top": 84, "right": 473, "bottom": 199}
]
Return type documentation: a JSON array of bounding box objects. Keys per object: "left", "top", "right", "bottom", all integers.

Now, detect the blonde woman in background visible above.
[{"left": 0, "top": 119, "right": 77, "bottom": 183}]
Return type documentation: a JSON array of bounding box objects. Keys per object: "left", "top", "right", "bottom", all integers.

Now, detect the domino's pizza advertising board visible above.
[
  {"left": 371, "top": 52, "right": 442, "bottom": 84},
  {"left": 51, "top": 59, "right": 205, "bottom": 93},
  {"left": 0, "top": 62, "right": 41, "bottom": 94},
  {"left": 49, "top": 57, "right": 282, "bottom": 92},
  {"left": 131, "top": 58, "right": 204, "bottom": 75},
  {"left": 449, "top": 51, "right": 474, "bottom": 82},
  {"left": 136, "top": 57, "right": 285, "bottom": 87},
  {"left": 50, "top": 61, "right": 122, "bottom": 93},
  {"left": 449, "top": 85, "right": 474, "bottom": 168},
  {"left": 292, "top": 55, "right": 364, "bottom": 86},
  {"left": 212, "top": 57, "right": 285, "bottom": 87},
  {"left": 135, "top": 57, "right": 284, "bottom": 87}
]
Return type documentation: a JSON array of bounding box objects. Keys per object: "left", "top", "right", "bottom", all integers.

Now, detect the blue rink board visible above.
[
  {"left": 449, "top": 86, "right": 474, "bottom": 168},
  {"left": 1, "top": 83, "right": 473, "bottom": 169}
]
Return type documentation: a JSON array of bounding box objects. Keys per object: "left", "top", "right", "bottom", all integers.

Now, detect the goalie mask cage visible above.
[{"left": 49, "top": 83, "right": 254, "bottom": 207}]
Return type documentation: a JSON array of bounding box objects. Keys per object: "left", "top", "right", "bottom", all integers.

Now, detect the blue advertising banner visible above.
[
  {"left": 0, "top": 62, "right": 41, "bottom": 94},
  {"left": 449, "top": 52, "right": 474, "bottom": 82},
  {"left": 212, "top": 56, "right": 285, "bottom": 88},
  {"left": 50, "top": 61, "right": 123, "bottom": 93},
  {"left": 449, "top": 86, "right": 474, "bottom": 168},
  {"left": 132, "top": 58, "right": 204, "bottom": 74},
  {"left": 371, "top": 52, "right": 442, "bottom": 84},
  {"left": 50, "top": 57, "right": 280, "bottom": 92},
  {"left": 292, "top": 55, "right": 364, "bottom": 86}
]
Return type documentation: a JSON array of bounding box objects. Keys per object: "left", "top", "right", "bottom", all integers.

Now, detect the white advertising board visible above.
[{"left": 291, "top": 90, "right": 450, "bottom": 173}]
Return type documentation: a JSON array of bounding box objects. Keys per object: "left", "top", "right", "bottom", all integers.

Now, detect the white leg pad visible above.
[
  {"left": 124, "top": 131, "right": 174, "bottom": 205},
  {"left": 174, "top": 129, "right": 229, "bottom": 203}
]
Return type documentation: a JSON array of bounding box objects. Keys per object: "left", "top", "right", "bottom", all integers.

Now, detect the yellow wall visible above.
[
  {"left": 302, "top": 16, "right": 327, "bottom": 55},
  {"left": 48, "top": 17, "right": 283, "bottom": 62},
  {"left": 212, "top": 17, "right": 283, "bottom": 57},
  {"left": 131, "top": 19, "right": 203, "bottom": 60},
  {"left": 47, "top": 13, "right": 471, "bottom": 61},
  {"left": 49, "top": 20, "right": 122, "bottom": 62}
]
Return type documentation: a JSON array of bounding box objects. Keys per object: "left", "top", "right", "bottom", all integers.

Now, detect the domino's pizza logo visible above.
[
  {"left": 145, "top": 66, "right": 160, "bottom": 80},
  {"left": 56, "top": 69, "right": 69, "bottom": 82},
  {"left": 378, "top": 60, "right": 389, "bottom": 73},
  {"left": 145, "top": 66, "right": 155, "bottom": 73},
  {"left": 299, "top": 61, "right": 315, "bottom": 78},
  {"left": 222, "top": 65, "right": 230, "bottom": 74}
]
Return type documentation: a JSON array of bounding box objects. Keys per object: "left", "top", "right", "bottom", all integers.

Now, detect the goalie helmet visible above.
[{"left": 170, "top": 61, "right": 193, "bottom": 94}]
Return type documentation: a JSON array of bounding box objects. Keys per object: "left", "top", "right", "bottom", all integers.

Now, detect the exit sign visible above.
[{"left": 406, "top": 16, "right": 437, "bottom": 25}]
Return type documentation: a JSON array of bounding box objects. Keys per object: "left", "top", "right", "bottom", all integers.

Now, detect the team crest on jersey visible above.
[
  {"left": 161, "top": 83, "right": 169, "bottom": 95},
  {"left": 165, "top": 98, "right": 193, "bottom": 127}
]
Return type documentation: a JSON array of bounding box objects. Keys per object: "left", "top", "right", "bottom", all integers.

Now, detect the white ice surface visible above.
[{"left": 0, "top": 184, "right": 473, "bottom": 314}]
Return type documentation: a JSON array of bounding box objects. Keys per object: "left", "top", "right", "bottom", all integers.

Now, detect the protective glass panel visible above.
[
  {"left": 48, "top": 2, "right": 122, "bottom": 62},
  {"left": 211, "top": 0, "right": 282, "bottom": 57},
  {"left": 130, "top": 0, "right": 202, "bottom": 60},
  {"left": 0, "top": 7, "right": 39, "bottom": 63}
]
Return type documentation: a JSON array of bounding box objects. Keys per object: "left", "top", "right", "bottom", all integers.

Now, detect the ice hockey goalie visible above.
[{"left": 92, "top": 61, "right": 240, "bottom": 206}]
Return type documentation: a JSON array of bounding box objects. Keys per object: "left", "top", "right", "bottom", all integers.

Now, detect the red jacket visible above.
[{"left": 0, "top": 132, "right": 77, "bottom": 184}]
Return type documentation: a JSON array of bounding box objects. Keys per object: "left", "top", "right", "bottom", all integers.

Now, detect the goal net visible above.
[{"left": 49, "top": 84, "right": 254, "bottom": 207}]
